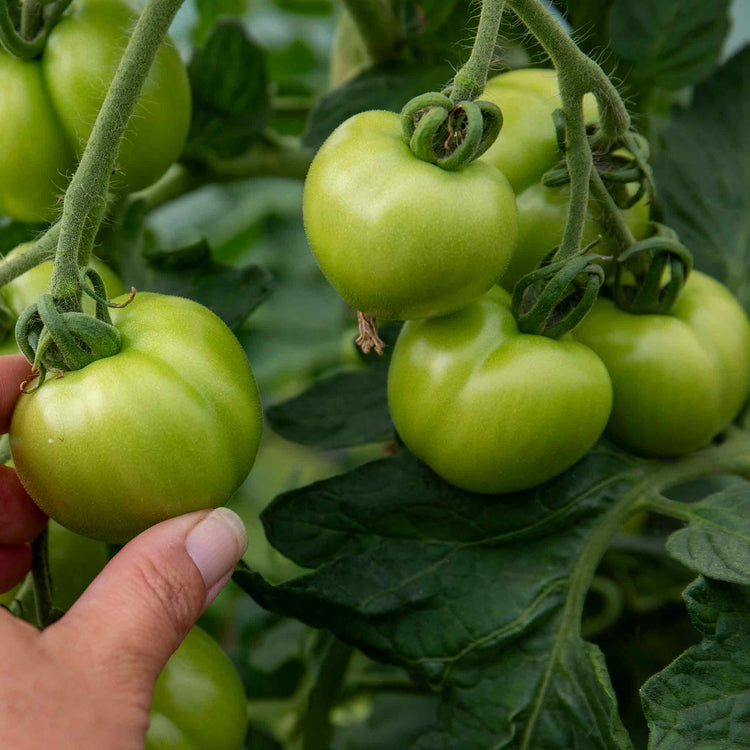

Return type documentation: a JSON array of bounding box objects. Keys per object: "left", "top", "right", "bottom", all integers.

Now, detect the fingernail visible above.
[{"left": 185, "top": 508, "right": 248, "bottom": 591}]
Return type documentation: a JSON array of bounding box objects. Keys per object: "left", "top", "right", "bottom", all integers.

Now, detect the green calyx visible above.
[
  {"left": 512, "top": 251, "right": 606, "bottom": 338},
  {"left": 400, "top": 92, "right": 503, "bottom": 170},
  {"left": 0, "top": 0, "right": 72, "bottom": 59},
  {"left": 612, "top": 222, "right": 693, "bottom": 315},
  {"left": 16, "top": 268, "right": 134, "bottom": 390}
]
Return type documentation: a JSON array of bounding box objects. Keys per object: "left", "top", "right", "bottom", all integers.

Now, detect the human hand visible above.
[{"left": 0, "top": 356, "right": 248, "bottom": 749}]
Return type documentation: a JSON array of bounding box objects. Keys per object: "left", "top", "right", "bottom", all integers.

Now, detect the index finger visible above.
[{"left": 0, "top": 356, "right": 31, "bottom": 433}]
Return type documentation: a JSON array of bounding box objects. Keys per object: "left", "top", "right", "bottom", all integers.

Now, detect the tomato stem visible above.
[
  {"left": 589, "top": 168, "right": 637, "bottom": 253},
  {"left": 31, "top": 526, "right": 56, "bottom": 629},
  {"left": 0, "top": 0, "right": 72, "bottom": 59},
  {"left": 49, "top": 0, "right": 186, "bottom": 309},
  {"left": 20, "top": 0, "right": 41, "bottom": 40},
  {"left": 0, "top": 224, "right": 59, "bottom": 289},
  {"left": 451, "top": 0, "right": 506, "bottom": 103}
]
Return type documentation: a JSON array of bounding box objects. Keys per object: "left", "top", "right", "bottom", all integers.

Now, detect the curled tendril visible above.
[
  {"left": 612, "top": 222, "right": 693, "bottom": 315},
  {"left": 15, "top": 268, "right": 136, "bottom": 391},
  {"left": 512, "top": 252, "right": 606, "bottom": 338},
  {"left": 543, "top": 109, "right": 653, "bottom": 209},
  {"left": 400, "top": 92, "right": 502, "bottom": 170}
]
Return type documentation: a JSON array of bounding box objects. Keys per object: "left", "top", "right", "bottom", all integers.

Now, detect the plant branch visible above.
[
  {"left": 31, "top": 526, "right": 56, "bottom": 628},
  {"left": 589, "top": 168, "right": 636, "bottom": 254},
  {"left": 340, "top": 0, "right": 399, "bottom": 63},
  {"left": 0, "top": 223, "right": 60, "bottom": 288},
  {"left": 302, "top": 637, "right": 353, "bottom": 750},
  {"left": 506, "top": 0, "right": 631, "bottom": 262},
  {"left": 451, "top": 0, "right": 506, "bottom": 102},
  {"left": 49, "top": 0, "right": 185, "bottom": 307}
]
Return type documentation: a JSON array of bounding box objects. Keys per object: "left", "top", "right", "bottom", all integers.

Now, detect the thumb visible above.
[{"left": 47, "top": 508, "right": 247, "bottom": 682}]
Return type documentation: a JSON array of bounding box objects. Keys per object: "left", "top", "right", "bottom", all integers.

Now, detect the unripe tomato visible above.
[
  {"left": 480, "top": 68, "right": 599, "bottom": 193},
  {"left": 9, "top": 293, "right": 263, "bottom": 543},
  {"left": 303, "top": 110, "right": 518, "bottom": 320},
  {"left": 573, "top": 272, "right": 750, "bottom": 456},
  {"left": 501, "top": 180, "right": 651, "bottom": 290},
  {"left": 0, "top": 243, "right": 126, "bottom": 356},
  {"left": 388, "top": 287, "right": 612, "bottom": 494},
  {"left": 0, "top": 0, "right": 191, "bottom": 223},
  {"left": 146, "top": 626, "right": 248, "bottom": 750}
]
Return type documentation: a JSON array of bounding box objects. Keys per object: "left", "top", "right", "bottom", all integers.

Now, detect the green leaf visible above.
[
  {"left": 185, "top": 19, "right": 269, "bottom": 160},
  {"left": 106, "top": 202, "right": 273, "bottom": 330},
  {"left": 301, "top": 63, "right": 452, "bottom": 152},
  {"left": 234, "top": 445, "right": 647, "bottom": 748},
  {"left": 608, "top": 0, "right": 730, "bottom": 91},
  {"left": 641, "top": 576, "right": 750, "bottom": 748},
  {"left": 652, "top": 47, "right": 750, "bottom": 310},
  {"left": 665, "top": 482, "right": 750, "bottom": 585},
  {"left": 266, "top": 324, "right": 399, "bottom": 449}
]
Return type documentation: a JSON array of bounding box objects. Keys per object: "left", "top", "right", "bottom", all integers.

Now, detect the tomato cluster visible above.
[
  {"left": 304, "top": 69, "right": 750, "bottom": 495},
  {"left": 0, "top": 0, "right": 191, "bottom": 223}
]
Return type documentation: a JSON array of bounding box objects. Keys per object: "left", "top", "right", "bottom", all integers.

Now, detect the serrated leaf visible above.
[
  {"left": 301, "top": 63, "right": 452, "bottom": 153},
  {"left": 665, "top": 483, "right": 750, "bottom": 585},
  {"left": 608, "top": 0, "right": 730, "bottom": 91},
  {"left": 106, "top": 202, "right": 273, "bottom": 329},
  {"left": 266, "top": 324, "right": 399, "bottom": 449},
  {"left": 641, "top": 576, "right": 750, "bottom": 749},
  {"left": 653, "top": 47, "right": 750, "bottom": 310},
  {"left": 185, "top": 19, "right": 269, "bottom": 160},
  {"left": 234, "top": 445, "right": 648, "bottom": 747}
]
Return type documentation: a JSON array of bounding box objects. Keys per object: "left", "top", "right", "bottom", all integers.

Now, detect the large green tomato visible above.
[
  {"left": 480, "top": 68, "right": 599, "bottom": 193},
  {"left": 573, "top": 271, "right": 750, "bottom": 456},
  {"left": 388, "top": 287, "right": 612, "bottom": 494},
  {"left": 0, "top": 243, "right": 126, "bottom": 356},
  {"left": 146, "top": 626, "right": 248, "bottom": 750},
  {"left": 9, "top": 293, "right": 263, "bottom": 544},
  {"left": 303, "top": 110, "right": 518, "bottom": 320},
  {"left": 0, "top": 0, "right": 191, "bottom": 223},
  {"left": 501, "top": 180, "right": 651, "bottom": 290}
]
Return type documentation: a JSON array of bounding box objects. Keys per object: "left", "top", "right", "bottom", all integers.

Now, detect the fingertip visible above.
[{"left": 0, "top": 355, "right": 31, "bottom": 432}]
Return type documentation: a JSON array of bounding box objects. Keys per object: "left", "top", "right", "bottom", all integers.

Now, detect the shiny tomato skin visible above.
[
  {"left": 303, "top": 110, "right": 518, "bottom": 320},
  {"left": 573, "top": 271, "right": 750, "bottom": 456},
  {"left": 146, "top": 626, "right": 248, "bottom": 750},
  {"left": 388, "top": 287, "right": 612, "bottom": 494},
  {"left": 9, "top": 293, "right": 262, "bottom": 544}
]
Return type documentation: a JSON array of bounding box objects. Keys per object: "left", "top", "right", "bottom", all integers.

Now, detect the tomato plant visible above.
[
  {"left": 303, "top": 110, "right": 517, "bottom": 320},
  {"left": 573, "top": 271, "right": 750, "bottom": 456},
  {"left": 0, "top": 0, "right": 191, "bottom": 223},
  {"left": 146, "top": 626, "right": 248, "bottom": 750},
  {"left": 1, "top": 0, "right": 748, "bottom": 748},
  {"left": 9, "top": 293, "right": 263, "bottom": 544}
]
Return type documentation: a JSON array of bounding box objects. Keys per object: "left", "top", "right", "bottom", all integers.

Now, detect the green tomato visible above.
[
  {"left": 0, "top": 0, "right": 191, "bottom": 223},
  {"left": 388, "top": 287, "right": 612, "bottom": 494},
  {"left": 501, "top": 180, "right": 651, "bottom": 290},
  {"left": 146, "top": 627, "right": 248, "bottom": 750},
  {"left": 573, "top": 271, "right": 750, "bottom": 456},
  {"left": 303, "top": 110, "right": 518, "bottom": 320},
  {"left": 0, "top": 243, "right": 126, "bottom": 356},
  {"left": 9, "top": 293, "right": 263, "bottom": 544},
  {"left": 481, "top": 68, "right": 599, "bottom": 193}
]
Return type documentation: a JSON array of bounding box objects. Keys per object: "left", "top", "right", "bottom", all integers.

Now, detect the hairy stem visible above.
[
  {"left": 506, "top": 0, "right": 631, "bottom": 262},
  {"left": 451, "top": 0, "right": 506, "bottom": 102},
  {"left": 340, "top": 0, "right": 399, "bottom": 63},
  {"left": 0, "top": 224, "right": 60, "bottom": 288},
  {"left": 589, "top": 168, "right": 636, "bottom": 254},
  {"left": 50, "top": 0, "right": 185, "bottom": 308}
]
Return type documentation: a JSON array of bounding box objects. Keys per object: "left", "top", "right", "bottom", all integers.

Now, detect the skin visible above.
[
  {"left": 501, "top": 180, "right": 651, "bottom": 290},
  {"left": 146, "top": 627, "right": 248, "bottom": 750},
  {"left": 9, "top": 293, "right": 263, "bottom": 544},
  {"left": 303, "top": 110, "right": 518, "bottom": 320},
  {"left": 480, "top": 68, "right": 599, "bottom": 193},
  {"left": 388, "top": 287, "right": 613, "bottom": 494},
  {"left": 0, "top": 0, "right": 191, "bottom": 223},
  {"left": 0, "top": 244, "right": 126, "bottom": 356},
  {"left": 573, "top": 271, "right": 750, "bottom": 456}
]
